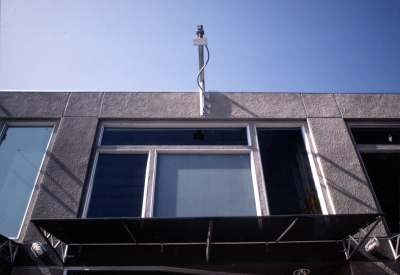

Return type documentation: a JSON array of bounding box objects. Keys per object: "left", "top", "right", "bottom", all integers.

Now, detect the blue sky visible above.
[{"left": 1, "top": 0, "right": 399, "bottom": 93}]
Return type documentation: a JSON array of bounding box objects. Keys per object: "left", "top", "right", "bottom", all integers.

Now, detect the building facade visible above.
[{"left": 0, "top": 92, "right": 399, "bottom": 275}]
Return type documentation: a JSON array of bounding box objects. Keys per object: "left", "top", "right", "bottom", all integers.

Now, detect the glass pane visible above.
[
  {"left": 153, "top": 154, "right": 256, "bottom": 217},
  {"left": 101, "top": 128, "right": 248, "bottom": 146},
  {"left": 0, "top": 126, "right": 53, "bottom": 238},
  {"left": 360, "top": 153, "right": 400, "bottom": 233},
  {"left": 87, "top": 154, "right": 148, "bottom": 218},
  {"left": 257, "top": 129, "right": 322, "bottom": 215},
  {"left": 351, "top": 128, "right": 400, "bottom": 144}
]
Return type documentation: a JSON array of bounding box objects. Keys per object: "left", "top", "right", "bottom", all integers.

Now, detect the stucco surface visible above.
[
  {"left": 100, "top": 92, "right": 199, "bottom": 118},
  {"left": 23, "top": 117, "right": 98, "bottom": 243},
  {"left": 207, "top": 92, "right": 306, "bottom": 118},
  {"left": 0, "top": 92, "right": 69, "bottom": 118},
  {"left": 307, "top": 118, "right": 379, "bottom": 215},
  {"left": 64, "top": 92, "right": 103, "bottom": 117},
  {"left": 302, "top": 93, "right": 341, "bottom": 118},
  {"left": 335, "top": 94, "right": 400, "bottom": 118}
]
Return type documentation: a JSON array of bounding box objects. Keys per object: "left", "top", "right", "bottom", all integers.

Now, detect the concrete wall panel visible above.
[
  {"left": 335, "top": 94, "right": 400, "bottom": 118},
  {"left": 208, "top": 92, "right": 306, "bottom": 118},
  {"left": 0, "top": 92, "right": 69, "bottom": 118},
  {"left": 100, "top": 92, "right": 199, "bottom": 118},
  {"left": 307, "top": 118, "right": 378, "bottom": 214},
  {"left": 64, "top": 92, "right": 103, "bottom": 117},
  {"left": 302, "top": 93, "right": 341, "bottom": 118},
  {"left": 30, "top": 117, "right": 98, "bottom": 219}
]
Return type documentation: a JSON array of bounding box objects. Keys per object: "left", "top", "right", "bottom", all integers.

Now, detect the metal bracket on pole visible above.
[
  {"left": 342, "top": 215, "right": 383, "bottom": 260},
  {"left": 33, "top": 223, "right": 67, "bottom": 263},
  {"left": 389, "top": 234, "right": 400, "bottom": 260},
  {"left": 0, "top": 240, "right": 19, "bottom": 264}
]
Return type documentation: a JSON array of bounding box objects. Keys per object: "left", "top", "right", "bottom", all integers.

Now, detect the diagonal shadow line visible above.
[
  {"left": 228, "top": 98, "right": 260, "bottom": 118},
  {"left": 0, "top": 104, "right": 13, "bottom": 117},
  {"left": 316, "top": 153, "right": 378, "bottom": 212},
  {"left": 33, "top": 151, "right": 89, "bottom": 217}
]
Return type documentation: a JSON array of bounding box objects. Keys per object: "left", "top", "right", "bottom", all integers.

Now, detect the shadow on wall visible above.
[
  {"left": 0, "top": 104, "right": 13, "bottom": 117},
  {"left": 315, "top": 152, "right": 378, "bottom": 214},
  {"left": 32, "top": 151, "right": 84, "bottom": 218},
  {"left": 206, "top": 92, "right": 260, "bottom": 118}
]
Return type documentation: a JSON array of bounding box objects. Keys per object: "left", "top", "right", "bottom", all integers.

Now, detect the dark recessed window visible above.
[
  {"left": 87, "top": 154, "right": 148, "bottom": 218},
  {"left": 360, "top": 153, "right": 400, "bottom": 233},
  {"left": 101, "top": 128, "right": 248, "bottom": 146},
  {"left": 351, "top": 128, "right": 400, "bottom": 144},
  {"left": 257, "top": 129, "right": 321, "bottom": 215}
]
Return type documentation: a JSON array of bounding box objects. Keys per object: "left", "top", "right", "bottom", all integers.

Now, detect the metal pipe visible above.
[{"left": 197, "top": 25, "right": 205, "bottom": 116}]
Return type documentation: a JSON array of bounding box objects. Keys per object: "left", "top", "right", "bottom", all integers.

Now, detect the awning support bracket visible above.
[
  {"left": 342, "top": 215, "right": 383, "bottom": 261},
  {"left": 276, "top": 218, "right": 298, "bottom": 243},
  {"left": 389, "top": 234, "right": 400, "bottom": 261},
  {"left": 122, "top": 221, "right": 138, "bottom": 245},
  {"left": 33, "top": 223, "right": 67, "bottom": 264},
  {"left": 206, "top": 220, "right": 213, "bottom": 264},
  {"left": 0, "top": 240, "right": 19, "bottom": 264}
]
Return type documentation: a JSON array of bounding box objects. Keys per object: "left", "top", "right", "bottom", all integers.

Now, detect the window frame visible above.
[
  {"left": 0, "top": 120, "right": 57, "bottom": 240},
  {"left": 348, "top": 122, "right": 400, "bottom": 235},
  {"left": 83, "top": 121, "right": 328, "bottom": 218}
]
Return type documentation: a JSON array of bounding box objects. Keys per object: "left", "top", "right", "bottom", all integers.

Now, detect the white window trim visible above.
[{"left": 84, "top": 121, "right": 329, "bottom": 219}]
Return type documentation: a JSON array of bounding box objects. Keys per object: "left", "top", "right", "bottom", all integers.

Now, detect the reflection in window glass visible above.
[
  {"left": 153, "top": 154, "right": 256, "bottom": 217},
  {"left": 351, "top": 128, "right": 400, "bottom": 144},
  {"left": 0, "top": 126, "right": 53, "bottom": 238},
  {"left": 101, "top": 128, "right": 248, "bottom": 146},
  {"left": 87, "top": 154, "right": 148, "bottom": 218},
  {"left": 360, "top": 153, "right": 400, "bottom": 233},
  {"left": 257, "top": 129, "right": 321, "bottom": 215}
]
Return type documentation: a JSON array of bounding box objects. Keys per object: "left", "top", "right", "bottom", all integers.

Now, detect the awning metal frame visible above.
[
  {"left": 31, "top": 214, "right": 385, "bottom": 265},
  {"left": 0, "top": 239, "right": 19, "bottom": 264},
  {"left": 33, "top": 223, "right": 67, "bottom": 263},
  {"left": 341, "top": 216, "right": 383, "bottom": 260},
  {"left": 389, "top": 234, "right": 400, "bottom": 261}
]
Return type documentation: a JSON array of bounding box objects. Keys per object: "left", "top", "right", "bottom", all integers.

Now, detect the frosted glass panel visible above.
[
  {"left": 0, "top": 126, "right": 53, "bottom": 238},
  {"left": 154, "top": 154, "right": 256, "bottom": 217}
]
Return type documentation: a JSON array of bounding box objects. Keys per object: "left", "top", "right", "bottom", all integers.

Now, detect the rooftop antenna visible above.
[{"left": 193, "top": 25, "right": 209, "bottom": 116}]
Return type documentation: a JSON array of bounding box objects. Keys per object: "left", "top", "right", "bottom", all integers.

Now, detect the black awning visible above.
[{"left": 31, "top": 214, "right": 382, "bottom": 245}]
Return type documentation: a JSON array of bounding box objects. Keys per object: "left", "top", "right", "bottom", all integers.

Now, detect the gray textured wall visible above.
[{"left": 1, "top": 91, "right": 399, "bottom": 272}]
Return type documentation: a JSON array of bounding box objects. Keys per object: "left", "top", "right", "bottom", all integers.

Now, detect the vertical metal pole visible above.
[{"left": 197, "top": 25, "right": 205, "bottom": 116}]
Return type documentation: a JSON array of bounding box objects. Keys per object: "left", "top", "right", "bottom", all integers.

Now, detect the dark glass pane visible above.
[
  {"left": 87, "top": 154, "right": 148, "bottom": 218},
  {"left": 101, "top": 128, "right": 248, "bottom": 146},
  {"left": 351, "top": 128, "right": 400, "bottom": 144},
  {"left": 360, "top": 153, "right": 400, "bottom": 233},
  {"left": 257, "top": 129, "right": 322, "bottom": 215}
]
